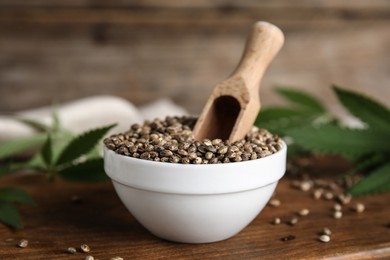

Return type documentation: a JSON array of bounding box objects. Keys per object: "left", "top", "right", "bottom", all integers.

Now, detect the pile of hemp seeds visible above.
[{"left": 103, "top": 116, "right": 283, "bottom": 164}]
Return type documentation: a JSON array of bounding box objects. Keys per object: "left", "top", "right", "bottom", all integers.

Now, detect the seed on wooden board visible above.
[
  {"left": 80, "top": 244, "right": 90, "bottom": 253},
  {"left": 281, "top": 235, "right": 295, "bottom": 241},
  {"left": 333, "top": 211, "right": 343, "bottom": 219},
  {"left": 328, "top": 182, "right": 339, "bottom": 191},
  {"left": 268, "top": 199, "right": 281, "bottom": 207},
  {"left": 17, "top": 239, "right": 28, "bottom": 248},
  {"left": 322, "top": 227, "right": 332, "bottom": 236},
  {"left": 334, "top": 203, "right": 342, "bottom": 211},
  {"left": 272, "top": 217, "right": 281, "bottom": 225},
  {"left": 313, "top": 189, "right": 323, "bottom": 199},
  {"left": 324, "top": 192, "right": 334, "bottom": 200},
  {"left": 319, "top": 235, "right": 331, "bottom": 243},
  {"left": 353, "top": 203, "right": 365, "bottom": 213},
  {"left": 337, "top": 194, "right": 352, "bottom": 205},
  {"left": 85, "top": 256, "right": 94, "bottom": 260},
  {"left": 111, "top": 257, "right": 124, "bottom": 260},
  {"left": 299, "top": 208, "right": 310, "bottom": 216},
  {"left": 67, "top": 247, "right": 77, "bottom": 254},
  {"left": 300, "top": 181, "right": 312, "bottom": 191},
  {"left": 288, "top": 217, "right": 299, "bottom": 226}
]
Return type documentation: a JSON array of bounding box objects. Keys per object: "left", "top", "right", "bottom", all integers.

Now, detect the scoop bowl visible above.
[{"left": 104, "top": 141, "right": 287, "bottom": 243}]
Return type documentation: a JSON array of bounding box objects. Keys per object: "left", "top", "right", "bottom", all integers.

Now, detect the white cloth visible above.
[{"left": 0, "top": 96, "right": 188, "bottom": 141}]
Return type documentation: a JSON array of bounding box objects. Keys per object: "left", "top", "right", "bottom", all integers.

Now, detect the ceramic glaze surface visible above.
[{"left": 104, "top": 141, "right": 287, "bottom": 243}]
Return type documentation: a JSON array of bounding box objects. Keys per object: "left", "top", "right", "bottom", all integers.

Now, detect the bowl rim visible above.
[{"left": 104, "top": 141, "right": 287, "bottom": 194}]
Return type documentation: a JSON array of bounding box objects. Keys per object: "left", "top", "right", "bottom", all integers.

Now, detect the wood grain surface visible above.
[
  {"left": 1, "top": 156, "right": 389, "bottom": 260},
  {"left": 0, "top": 0, "right": 389, "bottom": 115}
]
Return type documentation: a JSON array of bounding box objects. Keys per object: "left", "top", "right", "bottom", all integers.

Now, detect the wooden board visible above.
[{"left": 1, "top": 156, "right": 389, "bottom": 259}]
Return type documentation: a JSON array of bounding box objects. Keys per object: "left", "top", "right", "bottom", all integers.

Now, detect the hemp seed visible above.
[
  {"left": 324, "top": 192, "right": 334, "bottom": 200},
  {"left": 353, "top": 203, "right": 365, "bottom": 213},
  {"left": 322, "top": 227, "right": 332, "bottom": 236},
  {"left": 272, "top": 217, "right": 281, "bottom": 225},
  {"left": 313, "top": 189, "right": 323, "bottom": 199},
  {"left": 67, "top": 247, "right": 77, "bottom": 254},
  {"left": 268, "top": 199, "right": 281, "bottom": 207},
  {"left": 104, "top": 116, "right": 282, "bottom": 164},
  {"left": 111, "top": 257, "right": 124, "bottom": 260},
  {"left": 333, "top": 211, "right": 343, "bottom": 219},
  {"left": 17, "top": 239, "right": 28, "bottom": 248},
  {"left": 333, "top": 203, "right": 342, "bottom": 211},
  {"left": 300, "top": 181, "right": 312, "bottom": 191},
  {"left": 298, "top": 208, "right": 310, "bottom": 216},
  {"left": 337, "top": 194, "right": 352, "bottom": 205},
  {"left": 194, "top": 157, "right": 202, "bottom": 164},
  {"left": 288, "top": 217, "right": 299, "bottom": 226},
  {"left": 319, "top": 235, "right": 330, "bottom": 243},
  {"left": 80, "top": 244, "right": 90, "bottom": 253},
  {"left": 85, "top": 256, "right": 94, "bottom": 260}
]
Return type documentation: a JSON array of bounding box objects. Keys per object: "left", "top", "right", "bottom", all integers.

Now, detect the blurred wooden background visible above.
[{"left": 0, "top": 0, "right": 389, "bottom": 115}]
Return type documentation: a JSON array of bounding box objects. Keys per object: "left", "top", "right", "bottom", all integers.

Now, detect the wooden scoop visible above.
[{"left": 193, "top": 21, "right": 284, "bottom": 142}]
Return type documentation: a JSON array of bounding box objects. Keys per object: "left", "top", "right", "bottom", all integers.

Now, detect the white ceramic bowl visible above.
[{"left": 104, "top": 142, "right": 287, "bottom": 243}]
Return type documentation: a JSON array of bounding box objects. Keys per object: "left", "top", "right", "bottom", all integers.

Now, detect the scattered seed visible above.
[
  {"left": 80, "top": 244, "right": 90, "bottom": 253},
  {"left": 111, "top": 257, "right": 124, "bottom": 260},
  {"left": 333, "top": 211, "right": 343, "bottom": 219},
  {"left": 288, "top": 217, "right": 299, "bottom": 226},
  {"left": 67, "top": 247, "right": 77, "bottom": 254},
  {"left": 319, "top": 235, "right": 330, "bottom": 243},
  {"left": 353, "top": 203, "right": 365, "bottom": 213},
  {"left": 85, "top": 256, "right": 94, "bottom": 260},
  {"left": 300, "top": 181, "right": 312, "bottom": 191},
  {"left": 268, "top": 199, "right": 281, "bottom": 207},
  {"left": 17, "top": 239, "right": 28, "bottom": 248},
  {"left": 328, "top": 182, "right": 339, "bottom": 191},
  {"left": 299, "top": 208, "right": 310, "bottom": 216},
  {"left": 324, "top": 192, "right": 334, "bottom": 200},
  {"left": 281, "top": 235, "right": 295, "bottom": 241},
  {"left": 333, "top": 203, "right": 342, "bottom": 211},
  {"left": 322, "top": 227, "right": 332, "bottom": 236},
  {"left": 313, "top": 189, "right": 323, "bottom": 199},
  {"left": 272, "top": 217, "right": 281, "bottom": 225},
  {"left": 337, "top": 194, "right": 352, "bottom": 205}
]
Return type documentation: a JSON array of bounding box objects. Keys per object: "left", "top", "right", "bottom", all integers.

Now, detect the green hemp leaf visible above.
[
  {"left": 261, "top": 86, "right": 390, "bottom": 196},
  {"left": 0, "top": 118, "right": 117, "bottom": 229}
]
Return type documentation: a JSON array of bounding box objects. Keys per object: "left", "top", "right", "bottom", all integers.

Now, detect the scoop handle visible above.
[{"left": 232, "top": 21, "right": 284, "bottom": 93}]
